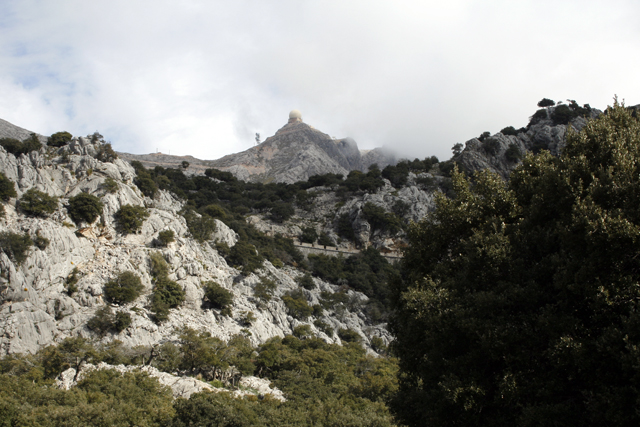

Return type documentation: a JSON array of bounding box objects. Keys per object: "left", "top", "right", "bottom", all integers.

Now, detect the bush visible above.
[
  {"left": 0, "top": 134, "right": 41, "bottom": 156},
  {"left": 505, "top": 143, "right": 523, "bottom": 162},
  {"left": 18, "top": 189, "right": 57, "bottom": 217},
  {"left": 135, "top": 177, "right": 158, "bottom": 198},
  {"left": 254, "top": 276, "right": 277, "bottom": 303},
  {"left": 317, "top": 232, "right": 333, "bottom": 246},
  {"left": 103, "top": 271, "right": 144, "bottom": 304},
  {"left": 114, "top": 205, "right": 149, "bottom": 234},
  {"left": 95, "top": 142, "right": 117, "bottom": 162},
  {"left": 500, "top": 126, "right": 518, "bottom": 136},
  {"left": 528, "top": 108, "right": 549, "bottom": 126},
  {"left": 228, "top": 240, "right": 263, "bottom": 274},
  {"left": 156, "top": 230, "right": 175, "bottom": 246},
  {"left": 183, "top": 209, "right": 216, "bottom": 242},
  {"left": 270, "top": 202, "right": 294, "bottom": 223},
  {"left": 48, "top": 131, "right": 72, "bottom": 147},
  {"left": 102, "top": 177, "right": 119, "bottom": 194},
  {"left": 66, "top": 267, "right": 80, "bottom": 295},
  {"left": 314, "top": 319, "right": 333, "bottom": 336},
  {"left": 0, "top": 231, "right": 32, "bottom": 265},
  {"left": 537, "top": 98, "right": 555, "bottom": 107},
  {"left": 0, "top": 172, "right": 17, "bottom": 201},
  {"left": 204, "top": 168, "right": 236, "bottom": 182},
  {"left": 338, "top": 328, "right": 361, "bottom": 343},
  {"left": 113, "top": 311, "right": 132, "bottom": 332},
  {"left": 481, "top": 138, "right": 501, "bottom": 156},
  {"left": 148, "top": 252, "right": 185, "bottom": 322},
  {"left": 337, "top": 212, "right": 355, "bottom": 241},
  {"left": 282, "top": 289, "right": 313, "bottom": 320},
  {"left": 203, "top": 281, "right": 234, "bottom": 310},
  {"left": 67, "top": 192, "right": 103, "bottom": 225},
  {"left": 300, "top": 227, "right": 318, "bottom": 244},
  {"left": 239, "top": 310, "right": 256, "bottom": 326},
  {"left": 87, "top": 306, "right": 115, "bottom": 336},
  {"left": 297, "top": 273, "right": 315, "bottom": 290},
  {"left": 32, "top": 233, "right": 49, "bottom": 250}
]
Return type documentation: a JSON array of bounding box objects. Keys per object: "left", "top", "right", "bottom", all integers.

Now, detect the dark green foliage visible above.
[
  {"left": 300, "top": 226, "right": 318, "bottom": 244},
  {"left": 337, "top": 212, "right": 355, "bottom": 241},
  {"left": 297, "top": 273, "right": 315, "bottom": 290},
  {"left": 338, "top": 328, "right": 361, "bottom": 343},
  {"left": 0, "top": 231, "right": 32, "bottom": 265},
  {"left": 47, "top": 131, "right": 72, "bottom": 147},
  {"left": 203, "top": 281, "right": 234, "bottom": 310},
  {"left": 18, "top": 188, "right": 57, "bottom": 217},
  {"left": 205, "top": 167, "right": 237, "bottom": 182},
  {"left": 451, "top": 142, "right": 463, "bottom": 156},
  {"left": 481, "top": 137, "right": 500, "bottom": 155},
  {"left": 313, "top": 319, "right": 333, "bottom": 336},
  {"left": 136, "top": 176, "right": 158, "bottom": 198},
  {"left": 148, "top": 252, "right": 185, "bottom": 322},
  {"left": 362, "top": 202, "right": 403, "bottom": 234},
  {"left": 228, "top": 240, "right": 263, "bottom": 273},
  {"left": 505, "top": 142, "right": 523, "bottom": 162},
  {"left": 254, "top": 276, "right": 277, "bottom": 303},
  {"left": 370, "top": 336, "right": 387, "bottom": 354},
  {"left": 114, "top": 311, "right": 132, "bottom": 332},
  {"left": 391, "top": 102, "right": 640, "bottom": 426},
  {"left": 537, "top": 97, "right": 555, "bottom": 107},
  {"left": 157, "top": 229, "right": 175, "bottom": 246},
  {"left": 308, "top": 248, "right": 398, "bottom": 321},
  {"left": 181, "top": 160, "right": 189, "bottom": 169},
  {"left": 201, "top": 203, "right": 227, "bottom": 219},
  {"left": 67, "top": 192, "right": 103, "bottom": 224},
  {"left": 392, "top": 199, "right": 410, "bottom": 217},
  {"left": 87, "top": 305, "right": 116, "bottom": 336},
  {"left": 0, "top": 172, "right": 17, "bottom": 201},
  {"left": 183, "top": 208, "right": 216, "bottom": 242},
  {"left": 114, "top": 204, "right": 149, "bottom": 234},
  {"left": 478, "top": 131, "right": 491, "bottom": 141},
  {"left": 104, "top": 271, "right": 143, "bottom": 304},
  {"left": 270, "top": 202, "right": 294, "bottom": 223},
  {"left": 500, "top": 126, "right": 518, "bottom": 136},
  {"left": 102, "top": 176, "right": 119, "bottom": 193},
  {"left": 528, "top": 108, "right": 549, "bottom": 126},
  {"left": 0, "top": 133, "right": 41, "bottom": 156},
  {"left": 95, "top": 142, "right": 118, "bottom": 162},
  {"left": 317, "top": 232, "right": 333, "bottom": 246},
  {"left": 282, "top": 289, "right": 313, "bottom": 320},
  {"left": 66, "top": 267, "right": 80, "bottom": 295}
]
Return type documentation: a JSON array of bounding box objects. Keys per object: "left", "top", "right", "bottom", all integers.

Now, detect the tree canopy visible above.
[{"left": 390, "top": 101, "right": 640, "bottom": 426}]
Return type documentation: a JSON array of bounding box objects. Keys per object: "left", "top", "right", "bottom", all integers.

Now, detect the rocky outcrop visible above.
[
  {"left": 0, "top": 134, "right": 391, "bottom": 357},
  {"left": 209, "top": 120, "right": 395, "bottom": 184},
  {"left": 56, "top": 362, "right": 285, "bottom": 400},
  {"left": 457, "top": 107, "right": 602, "bottom": 179}
]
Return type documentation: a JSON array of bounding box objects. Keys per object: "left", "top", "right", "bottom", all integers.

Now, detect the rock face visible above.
[
  {"left": 457, "top": 106, "right": 602, "bottom": 178},
  {"left": 209, "top": 118, "right": 395, "bottom": 184},
  {"left": 56, "top": 362, "right": 285, "bottom": 400},
  {"left": 0, "top": 122, "right": 392, "bottom": 357}
]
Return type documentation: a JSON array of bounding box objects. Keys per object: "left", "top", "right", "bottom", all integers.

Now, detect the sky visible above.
[{"left": 1, "top": 0, "right": 639, "bottom": 162}]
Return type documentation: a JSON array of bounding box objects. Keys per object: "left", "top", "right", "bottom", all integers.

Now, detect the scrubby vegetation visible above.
[
  {"left": 149, "top": 252, "right": 185, "bottom": 322},
  {"left": 103, "top": 271, "right": 144, "bottom": 305},
  {"left": 0, "top": 172, "right": 17, "bottom": 201},
  {"left": 0, "top": 133, "right": 42, "bottom": 156},
  {"left": 114, "top": 204, "right": 149, "bottom": 234},
  {"left": 18, "top": 188, "right": 57, "bottom": 217},
  {"left": 47, "top": 131, "right": 72, "bottom": 147},
  {"left": 0, "top": 231, "right": 33, "bottom": 265},
  {"left": 67, "top": 192, "right": 103, "bottom": 224},
  {"left": 156, "top": 229, "right": 175, "bottom": 246},
  {"left": 203, "top": 281, "right": 234, "bottom": 313}
]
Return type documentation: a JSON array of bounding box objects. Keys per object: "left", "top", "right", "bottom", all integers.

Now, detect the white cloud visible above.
[{"left": 1, "top": 0, "right": 639, "bottom": 162}]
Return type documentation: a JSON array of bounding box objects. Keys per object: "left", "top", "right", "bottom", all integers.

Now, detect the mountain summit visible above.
[{"left": 209, "top": 111, "right": 395, "bottom": 183}]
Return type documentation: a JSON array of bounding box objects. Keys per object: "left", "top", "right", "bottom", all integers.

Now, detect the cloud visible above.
[{"left": 1, "top": 0, "right": 639, "bottom": 162}]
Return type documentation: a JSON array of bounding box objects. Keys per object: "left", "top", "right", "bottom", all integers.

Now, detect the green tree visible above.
[
  {"left": 48, "top": 131, "right": 72, "bottom": 147},
  {"left": 67, "top": 192, "right": 104, "bottom": 224},
  {"left": 18, "top": 188, "right": 57, "bottom": 217},
  {"left": 114, "top": 204, "right": 149, "bottom": 234},
  {"left": 156, "top": 229, "right": 175, "bottom": 246},
  {"left": 0, "top": 172, "right": 16, "bottom": 201},
  {"left": 0, "top": 231, "right": 32, "bottom": 265},
  {"left": 537, "top": 97, "right": 555, "bottom": 107},
  {"left": 391, "top": 101, "right": 640, "bottom": 426},
  {"left": 104, "top": 271, "right": 144, "bottom": 304},
  {"left": 203, "top": 281, "right": 234, "bottom": 311}
]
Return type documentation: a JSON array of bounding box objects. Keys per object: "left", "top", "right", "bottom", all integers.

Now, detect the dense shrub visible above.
[
  {"left": 182, "top": 209, "right": 216, "bottom": 242},
  {"left": 87, "top": 306, "right": 116, "bottom": 336},
  {"left": 114, "top": 311, "right": 132, "bottom": 332},
  {"left": 338, "top": 327, "right": 361, "bottom": 343},
  {"left": 47, "top": 131, "right": 72, "bottom": 147},
  {"left": 32, "top": 233, "right": 49, "bottom": 250},
  {"left": 551, "top": 104, "right": 574, "bottom": 125},
  {"left": 66, "top": 267, "right": 80, "bottom": 295},
  {"left": 227, "top": 240, "right": 263, "bottom": 273},
  {"left": 300, "top": 227, "right": 318, "bottom": 244},
  {"left": 135, "top": 176, "right": 158, "bottom": 198},
  {"left": 114, "top": 204, "right": 149, "bottom": 234},
  {"left": 505, "top": 143, "right": 523, "bottom": 162},
  {"left": 148, "top": 252, "right": 185, "bottom": 322},
  {"left": 537, "top": 98, "right": 555, "bottom": 107},
  {"left": 362, "top": 202, "right": 402, "bottom": 234},
  {"left": 156, "top": 229, "right": 175, "bottom": 246},
  {"left": 67, "top": 192, "right": 103, "bottom": 224},
  {"left": 18, "top": 189, "right": 57, "bottom": 217},
  {"left": 203, "top": 281, "right": 234, "bottom": 311},
  {"left": 254, "top": 276, "right": 277, "bottom": 303},
  {"left": 0, "top": 134, "right": 41, "bottom": 156},
  {"left": 270, "top": 202, "right": 295, "bottom": 223},
  {"left": 0, "top": 172, "right": 17, "bottom": 201},
  {"left": 500, "top": 126, "right": 518, "bottom": 136},
  {"left": 297, "top": 273, "right": 315, "bottom": 290},
  {"left": 317, "top": 232, "right": 333, "bottom": 246},
  {"left": 0, "top": 231, "right": 32, "bottom": 265},
  {"left": 102, "top": 177, "right": 119, "bottom": 193},
  {"left": 204, "top": 168, "right": 237, "bottom": 182},
  {"left": 528, "top": 108, "right": 549, "bottom": 127},
  {"left": 481, "top": 137, "right": 501, "bottom": 156},
  {"left": 103, "top": 271, "right": 144, "bottom": 304},
  {"left": 95, "top": 142, "right": 117, "bottom": 162},
  {"left": 337, "top": 212, "right": 356, "bottom": 241},
  {"left": 282, "top": 289, "right": 313, "bottom": 320}
]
